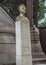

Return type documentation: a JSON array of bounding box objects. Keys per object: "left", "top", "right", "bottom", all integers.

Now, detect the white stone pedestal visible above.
[{"left": 15, "top": 21, "right": 32, "bottom": 65}]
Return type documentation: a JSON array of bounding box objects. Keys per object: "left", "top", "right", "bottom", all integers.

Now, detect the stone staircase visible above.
[
  {"left": 30, "top": 27, "right": 46, "bottom": 64},
  {"left": 32, "top": 42, "right": 45, "bottom": 58}
]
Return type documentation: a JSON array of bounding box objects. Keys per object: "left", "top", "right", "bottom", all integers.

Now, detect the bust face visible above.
[{"left": 18, "top": 4, "right": 26, "bottom": 14}]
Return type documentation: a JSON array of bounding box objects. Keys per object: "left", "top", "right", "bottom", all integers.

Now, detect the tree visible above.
[
  {"left": 0, "top": 0, "right": 26, "bottom": 19},
  {"left": 38, "top": 0, "right": 45, "bottom": 21},
  {"left": 37, "top": 0, "right": 46, "bottom": 27}
]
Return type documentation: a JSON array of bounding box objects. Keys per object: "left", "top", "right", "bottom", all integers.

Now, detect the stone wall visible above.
[
  {"left": 0, "top": 6, "right": 15, "bottom": 43},
  {"left": 0, "top": 6, "right": 15, "bottom": 64},
  {"left": 0, "top": 44, "right": 16, "bottom": 64}
]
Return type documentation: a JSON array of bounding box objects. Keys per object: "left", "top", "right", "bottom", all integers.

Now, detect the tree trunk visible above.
[{"left": 26, "top": 0, "right": 33, "bottom": 27}]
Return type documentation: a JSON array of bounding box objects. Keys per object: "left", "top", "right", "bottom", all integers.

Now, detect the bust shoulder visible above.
[
  {"left": 16, "top": 15, "right": 29, "bottom": 22},
  {"left": 25, "top": 17, "right": 29, "bottom": 22},
  {"left": 16, "top": 16, "right": 20, "bottom": 21}
]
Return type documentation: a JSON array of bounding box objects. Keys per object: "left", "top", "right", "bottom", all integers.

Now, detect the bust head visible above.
[
  {"left": 18, "top": 4, "right": 26, "bottom": 14},
  {"left": 16, "top": 4, "right": 29, "bottom": 22}
]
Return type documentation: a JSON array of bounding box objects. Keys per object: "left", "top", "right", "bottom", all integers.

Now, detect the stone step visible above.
[
  {"left": 32, "top": 52, "right": 45, "bottom": 58},
  {"left": 32, "top": 41, "right": 46, "bottom": 58},
  {"left": 35, "top": 64, "right": 46, "bottom": 65},
  {"left": 33, "top": 58, "right": 46, "bottom": 64},
  {"left": 32, "top": 43, "right": 43, "bottom": 53},
  {"left": 4, "top": 63, "right": 16, "bottom": 65},
  {"left": 33, "top": 58, "right": 46, "bottom": 61},
  {"left": 0, "top": 63, "right": 16, "bottom": 65}
]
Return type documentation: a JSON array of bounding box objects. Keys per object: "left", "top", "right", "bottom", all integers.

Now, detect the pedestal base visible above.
[{"left": 16, "top": 21, "right": 32, "bottom": 65}]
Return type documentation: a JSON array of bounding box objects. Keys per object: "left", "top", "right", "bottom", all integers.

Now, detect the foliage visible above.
[
  {"left": 39, "top": 21, "right": 46, "bottom": 27},
  {"left": 37, "top": 0, "right": 46, "bottom": 27},
  {"left": 1, "top": 0, "right": 19, "bottom": 18},
  {"left": 38, "top": 0, "right": 45, "bottom": 21},
  {"left": 0, "top": 0, "right": 26, "bottom": 19}
]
